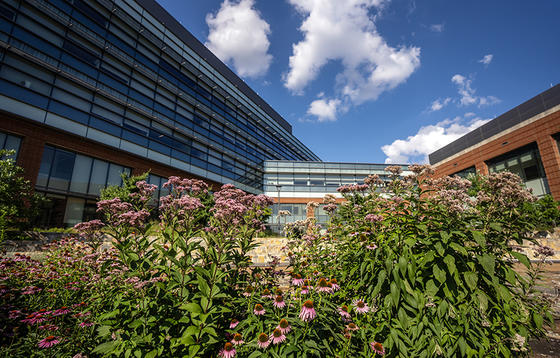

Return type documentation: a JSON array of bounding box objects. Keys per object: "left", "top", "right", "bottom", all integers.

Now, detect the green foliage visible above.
[
  {"left": 100, "top": 171, "right": 149, "bottom": 203},
  {"left": 0, "top": 149, "right": 48, "bottom": 243},
  {"left": 286, "top": 167, "right": 554, "bottom": 357}
]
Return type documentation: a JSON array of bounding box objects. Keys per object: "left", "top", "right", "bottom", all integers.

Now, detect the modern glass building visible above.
[
  {"left": 263, "top": 161, "right": 410, "bottom": 228},
  {"left": 0, "top": 0, "right": 319, "bottom": 226}
]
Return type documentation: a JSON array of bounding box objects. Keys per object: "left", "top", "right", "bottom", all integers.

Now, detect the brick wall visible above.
[{"left": 433, "top": 108, "right": 560, "bottom": 199}]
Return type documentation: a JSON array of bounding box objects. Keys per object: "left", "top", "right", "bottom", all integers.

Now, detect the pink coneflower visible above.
[
  {"left": 8, "top": 310, "right": 21, "bottom": 319},
  {"left": 338, "top": 305, "right": 351, "bottom": 320},
  {"left": 79, "top": 321, "right": 94, "bottom": 328},
  {"left": 303, "top": 279, "right": 312, "bottom": 289},
  {"left": 261, "top": 289, "right": 273, "bottom": 299},
  {"left": 370, "top": 341, "right": 385, "bottom": 355},
  {"left": 243, "top": 286, "right": 254, "bottom": 297},
  {"left": 38, "top": 336, "right": 60, "bottom": 348},
  {"left": 273, "top": 295, "right": 286, "bottom": 309},
  {"left": 316, "top": 278, "right": 332, "bottom": 293},
  {"left": 218, "top": 342, "right": 236, "bottom": 358},
  {"left": 299, "top": 300, "right": 317, "bottom": 322},
  {"left": 292, "top": 273, "right": 304, "bottom": 286},
  {"left": 346, "top": 322, "right": 359, "bottom": 331},
  {"left": 229, "top": 319, "right": 239, "bottom": 329},
  {"left": 300, "top": 285, "right": 309, "bottom": 294},
  {"left": 353, "top": 299, "right": 370, "bottom": 314},
  {"left": 275, "top": 288, "right": 283, "bottom": 296},
  {"left": 257, "top": 333, "right": 270, "bottom": 349},
  {"left": 271, "top": 328, "right": 286, "bottom": 345},
  {"left": 254, "top": 304, "right": 266, "bottom": 316},
  {"left": 366, "top": 244, "right": 378, "bottom": 250},
  {"left": 53, "top": 306, "right": 71, "bottom": 316},
  {"left": 330, "top": 278, "right": 340, "bottom": 291},
  {"left": 38, "top": 324, "right": 59, "bottom": 331},
  {"left": 231, "top": 333, "right": 244, "bottom": 345},
  {"left": 277, "top": 318, "right": 291, "bottom": 334}
]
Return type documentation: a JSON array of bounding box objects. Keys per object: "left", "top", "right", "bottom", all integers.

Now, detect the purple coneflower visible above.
[
  {"left": 346, "top": 322, "right": 359, "bottom": 331},
  {"left": 79, "top": 321, "right": 94, "bottom": 328},
  {"left": 338, "top": 305, "right": 351, "bottom": 320},
  {"left": 300, "top": 285, "right": 309, "bottom": 294},
  {"left": 316, "top": 278, "right": 332, "bottom": 293},
  {"left": 257, "top": 333, "right": 270, "bottom": 349},
  {"left": 277, "top": 318, "right": 291, "bottom": 334},
  {"left": 370, "top": 341, "right": 385, "bottom": 355},
  {"left": 353, "top": 299, "right": 370, "bottom": 314},
  {"left": 219, "top": 342, "right": 236, "bottom": 358},
  {"left": 254, "top": 304, "right": 266, "bottom": 316},
  {"left": 299, "top": 300, "right": 317, "bottom": 322},
  {"left": 273, "top": 295, "right": 286, "bottom": 309},
  {"left": 231, "top": 333, "right": 244, "bottom": 345},
  {"left": 53, "top": 306, "right": 71, "bottom": 316},
  {"left": 275, "top": 288, "right": 283, "bottom": 296},
  {"left": 38, "top": 324, "right": 59, "bottom": 331},
  {"left": 38, "top": 336, "right": 60, "bottom": 348},
  {"left": 292, "top": 273, "right": 304, "bottom": 286},
  {"left": 261, "top": 289, "right": 273, "bottom": 299},
  {"left": 271, "top": 328, "right": 286, "bottom": 345},
  {"left": 229, "top": 319, "right": 239, "bottom": 329},
  {"left": 330, "top": 278, "right": 340, "bottom": 291},
  {"left": 243, "top": 286, "right": 254, "bottom": 297},
  {"left": 366, "top": 243, "right": 378, "bottom": 250}
]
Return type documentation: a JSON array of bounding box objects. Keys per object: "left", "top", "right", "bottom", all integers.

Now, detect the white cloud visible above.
[
  {"left": 451, "top": 74, "right": 500, "bottom": 107},
  {"left": 479, "top": 54, "right": 493, "bottom": 66},
  {"left": 307, "top": 98, "right": 341, "bottom": 122},
  {"left": 382, "top": 116, "right": 490, "bottom": 164},
  {"left": 430, "top": 24, "right": 444, "bottom": 33},
  {"left": 284, "top": 0, "right": 420, "bottom": 120},
  {"left": 429, "top": 97, "right": 451, "bottom": 112},
  {"left": 206, "top": 0, "right": 272, "bottom": 78}
]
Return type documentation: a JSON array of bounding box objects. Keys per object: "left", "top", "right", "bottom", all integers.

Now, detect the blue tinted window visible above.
[
  {"left": 0, "top": 79, "right": 49, "bottom": 109},
  {"left": 129, "top": 88, "right": 154, "bottom": 108},
  {"left": 63, "top": 40, "right": 99, "bottom": 67},
  {"left": 148, "top": 140, "right": 171, "bottom": 155},
  {"left": 122, "top": 129, "right": 148, "bottom": 146},
  {"left": 74, "top": 0, "right": 107, "bottom": 27},
  {"left": 107, "top": 33, "right": 134, "bottom": 57},
  {"left": 48, "top": 148, "right": 76, "bottom": 191},
  {"left": 48, "top": 101, "right": 89, "bottom": 124},
  {"left": 89, "top": 116, "right": 122, "bottom": 136},
  {"left": 11, "top": 27, "right": 61, "bottom": 58},
  {"left": 60, "top": 53, "right": 97, "bottom": 78},
  {"left": 36, "top": 146, "right": 54, "bottom": 187},
  {"left": 171, "top": 149, "right": 190, "bottom": 162}
]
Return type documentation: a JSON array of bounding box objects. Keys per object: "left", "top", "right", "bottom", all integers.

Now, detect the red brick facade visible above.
[{"left": 432, "top": 108, "right": 560, "bottom": 200}]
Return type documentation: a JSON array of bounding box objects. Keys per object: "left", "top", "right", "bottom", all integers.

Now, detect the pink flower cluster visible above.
[{"left": 337, "top": 184, "right": 369, "bottom": 193}]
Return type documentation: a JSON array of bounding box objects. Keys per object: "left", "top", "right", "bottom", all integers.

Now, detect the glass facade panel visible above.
[
  {"left": 0, "top": 0, "right": 320, "bottom": 195},
  {"left": 69, "top": 154, "right": 93, "bottom": 193},
  {"left": 486, "top": 143, "right": 549, "bottom": 197},
  {"left": 88, "top": 159, "right": 109, "bottom": 196},
  {"left": 48, "top": 149, "right": 75, "bottom": 191},
  {"left": 0, "top": 131, "right": 22, "bottom": 159}
]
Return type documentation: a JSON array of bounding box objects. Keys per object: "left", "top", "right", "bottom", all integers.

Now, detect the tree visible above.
[{"left": 0, "top": 149, "right": 48, "bottom": 242}]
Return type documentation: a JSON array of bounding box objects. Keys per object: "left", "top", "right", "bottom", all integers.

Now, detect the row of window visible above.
[
  {"left": 36, "top": 145, "right": 131, "bottom": 197},
  {"left": 4, "top": 0, "right": 312, "bottom": 163}
]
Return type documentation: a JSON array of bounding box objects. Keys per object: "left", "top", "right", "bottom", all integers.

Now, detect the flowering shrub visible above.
[
  {"left": 0, "top": 239, "right": 122, "bottom": 356},
  {"left": 1, "top": 169, "right": 557, "bottom": 357},
  {"left": 287, "top": 165, "right": 557, "bottom": 357}
]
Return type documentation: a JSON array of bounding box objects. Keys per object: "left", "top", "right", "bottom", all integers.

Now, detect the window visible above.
[{"left": 0, "top": 131, "right": 22, "bottom": 159}]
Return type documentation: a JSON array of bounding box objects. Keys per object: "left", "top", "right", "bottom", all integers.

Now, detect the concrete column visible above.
[{"left": 537, "top": 135, "right": 560, "bottom": 200}]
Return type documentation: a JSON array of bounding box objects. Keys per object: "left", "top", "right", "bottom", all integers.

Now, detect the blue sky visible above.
[{"left": 157, "top": 0, "right": 560, "bottom": 164}]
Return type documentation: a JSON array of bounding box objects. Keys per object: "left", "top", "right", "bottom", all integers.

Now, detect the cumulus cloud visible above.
[
  {"left": 479, "top": 54, "right": 493, "bottom": 66},
  {"left": 451, "top": 74, "right": 500, "bottom": 107},
  {"left": 381, "top": 116, "right": 490, "bottom": 164},
  {"left": 430, "top": 24, "right": 444, "bottom": 32},
  {"left": 206, "top": 0, "right": 272, "bottom": 78},
  {"left": 307, "top": 97, "right": 341, "bottom": 122},
  {"left": 429, "top": 97, "right": 451, "bottom": 112},
  {"left": 285, "top": 0, "right": 420, "bottom": 120}
]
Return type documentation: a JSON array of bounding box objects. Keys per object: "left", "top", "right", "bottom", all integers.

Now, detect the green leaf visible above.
[
  {"left": 443, "top": 255, "right": 456, "bottom": 275},
  {"left": 440, "top": 231, "right": 450, "bottom": 243},
  {"left": 449, "top": 242, "right": 467, "bottom": 256},
  {"left": 145, "top": 350, "right": 157, "bottom": 358},
  {"left": 478, "top": 254, "right": 495, "bottom": 276},
  {"left": 435, "top": 242, "right": 445, "bottom": 256},
  {"left": 180, "top": 302, "right": 202, "bottom": 314},
  {"left": 464, "top": 272, "right": 478, "bottom": 290},
  {"left": 534, "top": 312, "right": 543, "bottom": 329},
  {"left": 93, "top": 341, "right": 118, "bottom": 354},
  {"left": 433, "top": 265, "right": 446, "bottom": 284},
  {"left": 426, "top": 280, "right": 439, "bottom": 296},
  {"left": 472, "top": 231, "right": 486, "bottom": 246},
  {"left": 511, "top": 251, "right": 530, "bottom": 269}
]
